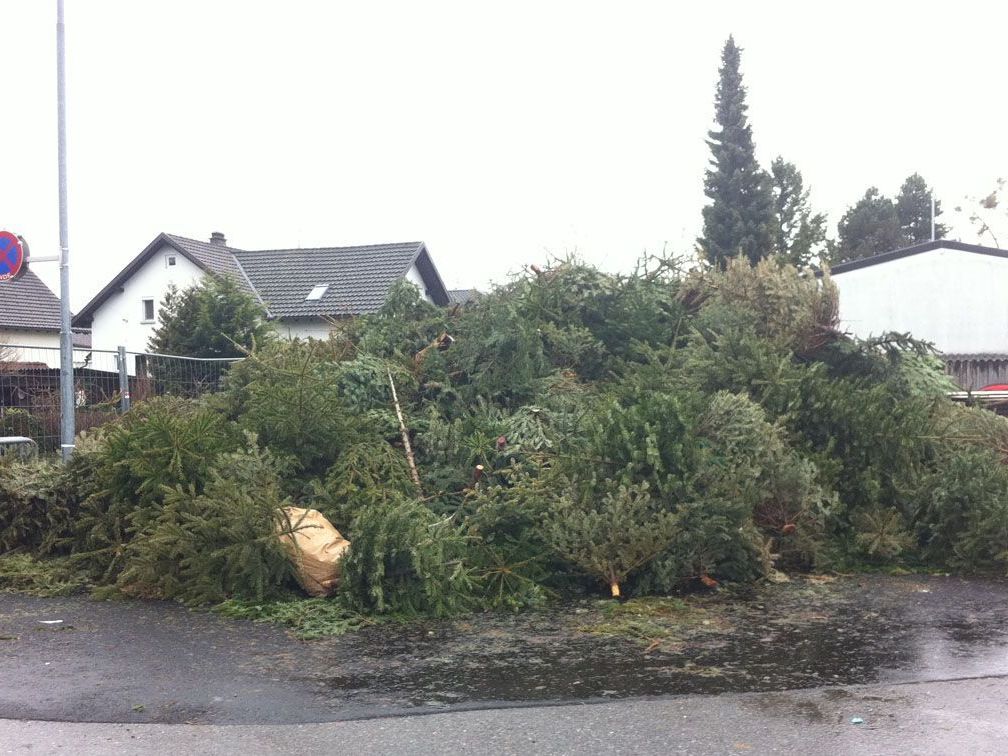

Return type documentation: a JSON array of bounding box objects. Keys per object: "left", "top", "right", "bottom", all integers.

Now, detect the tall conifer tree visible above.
[
  {"left": 771, "top": 157, "right": 828, "bottom": 268},
  {"left": 896, "top": 173, "right": 947, "bottom": 243},
  {"left": 699, "top": 36, "right": 774, "bottom": 267}
]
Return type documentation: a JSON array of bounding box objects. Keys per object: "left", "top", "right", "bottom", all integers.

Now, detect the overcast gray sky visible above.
[{"left": 3, "top": 0, "right": 1008, "bottom": 308}]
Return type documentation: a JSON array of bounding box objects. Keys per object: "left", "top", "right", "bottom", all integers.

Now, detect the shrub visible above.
[
  {"left": 694, "top": 258, "right": 840, "bottom": 357},
  {"left": 544, "top": 482, "right": 679, "bottom": 597},
  {"left": 68, "top": 397, "right": 239, "bottom": 580},
  {"left": 912, "top": 447, "right": 1008, "bottom": 572},
  {"left": 306, "top": 440, "right": 417, "bottom": 534},
  {"left": 0, "top": 459, "right": 73, "bottom": 554},
  {"left": 220, "top": 339, "right": 365, "bottom": 477},
  {"left": 341, "top": 499, "right": 475, "bottom": 616},
  {"left": 115, "top": 437, "right": 297, "bottom": 604},
  {"left": 692, "top": 392, "right": 832, "bottom": 567},
  {"left": 462, "top": 467, "right": 558, "bottom": 609}
]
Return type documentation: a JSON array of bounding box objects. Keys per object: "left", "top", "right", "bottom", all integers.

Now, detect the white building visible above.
[
  {"left": 830, "top": 240, "right": 1008, "bottom": 389},
  {"left": 73, "top": 232, "right": 451, "bottom": 361},
  {"left": 0, "top": 269, "right": 62, "bottom": 368}
]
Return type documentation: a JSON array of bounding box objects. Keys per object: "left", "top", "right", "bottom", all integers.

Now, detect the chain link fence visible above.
[{"left": 0, "top": 343, "right": 240, "bottom": 453}]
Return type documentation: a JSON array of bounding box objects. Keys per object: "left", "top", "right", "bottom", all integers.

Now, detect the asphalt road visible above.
[
  {"left": 3, "top": 675, "right": 1006, "bottom": 755},
  {"left": 3, "top": 576, "right": 1007, "bottom": 753}
]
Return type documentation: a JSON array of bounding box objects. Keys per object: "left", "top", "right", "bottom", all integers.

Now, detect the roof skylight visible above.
[{"left": 306, "top": 284, "right": 329, "bottom": 301}]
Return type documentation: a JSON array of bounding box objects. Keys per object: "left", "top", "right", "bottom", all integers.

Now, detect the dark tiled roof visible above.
[
  {"left": 829, "top": 240, "right": 1008, "bottom": 275},
  {"left": 164, "top": 234, "right": 258, "bottom": 298},
  {"left": 233, "top": 242, "right": 438, "bottom": 317},
  {"left": 447, "top": 288, "right": 481, "bottom": 305},
  {"left": 73, "top": 233, "right": 450, "bottom": 326},
  {"left": 0, "top": 269, "right": 61, "bottom": 332}
]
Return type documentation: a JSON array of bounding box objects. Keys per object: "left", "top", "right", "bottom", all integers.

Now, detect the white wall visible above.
[
  {"left": 406, "top": 263, "right": 433, "bottom": 302},
  {"left": 833, "top": 247, "right": 1008, "bottom": 354},
  {"left": 0, "top": 329, "right": 62, "bottom": 368},
  {"left": 89, "top": 244, "right": 206, "bottom": 358},
  {"left": 278, "top": 318, "right": 336, "bottom": 341}
]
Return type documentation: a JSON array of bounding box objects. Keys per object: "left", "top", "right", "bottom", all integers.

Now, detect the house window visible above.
[
  {"left": 142, "top": 298, "right": 155, "bottom": 323},
  {"left": 166, "top": 255, "right": 177, "bottom": 268},
  {"left": 306, "top": 284, "right": 329, "bottom": 301}
]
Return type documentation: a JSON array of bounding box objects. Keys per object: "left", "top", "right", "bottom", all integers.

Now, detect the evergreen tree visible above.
[
  {"left": 896, "top": 173, "right": 947, "bottom": 243},
  {"left": 699, "top": 36, "right": 775, "bottom": 267},
  {"left": 147, "top": 275, "right": 273, "bottom": 395},
  {"left": 770, "top": 157, "right": 828, "bottom": 267},
  {"left": 148, "top": 274, "right": 273, "bottom": 357},
  {"left": 833, "top": 187, "right": 906, "bottom": 263}
]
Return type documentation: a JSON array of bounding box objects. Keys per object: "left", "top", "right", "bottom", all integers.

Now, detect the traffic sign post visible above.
[
  {"left": 0, "top": 232, "right": 27, "bottom": 282},
  {"left": 0, "top": 1, "right": 76, "bottom": 461}
]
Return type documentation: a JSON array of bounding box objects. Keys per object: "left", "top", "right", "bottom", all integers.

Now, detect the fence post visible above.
[{"left": 117, "top": 346, "right": 131, "bottom": 414}]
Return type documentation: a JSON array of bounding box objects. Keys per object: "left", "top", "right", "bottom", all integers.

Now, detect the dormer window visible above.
[
  {"left": 306, "top": 284, "right": 329, "bottom": 301},
  {"left": 166, "top": 254, "right": 177, "bottom": 268}
]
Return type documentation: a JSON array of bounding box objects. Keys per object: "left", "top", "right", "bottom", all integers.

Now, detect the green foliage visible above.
[
  {"left": 896, "top": 173, "right": 947, "bottom": 244},
  {"left": 912, "top": 447, "right": 1008, "bottom": 572},
  {"left": 7, "top": 240, "right": 1008, "bottom": 618},
  {"left": 834, "top": 187, "right": 906, "bottom": 263},
  {"left": 692, "top": 391, "right": 832, "bottom": 568},
  {"left": 0, "top": 554, "right": 90, "bottom": 596},
  {"left": 770, "top": 157, "right": 828, "bottom": 267},
  {"left": 449, "top": 291, "right": 552, "bottom": 408},
  {"left": 148, "top": 275, "right": 273, "bottom": 357},
  {"left": 115, "top": 437, "right": 297, "bottom": 604},
  {"left": 69, "top": 397, "right": 240, "bottom": 580},
  {"left": 700, "top": 36, "right": 775, "bottom": 266},
  {"left": 341, "top": 499, "right": 475, "bottom": 616},
  {"left": 221, "top": 339, "right": 364, "bottom": 477},
  {"left": 545, "top": 482, "right": 680, "bottom": 596},
  {"left": 348, "top": 280, "right": 450, "bottom": 361},
  {"left": 833, "top": 174, "right": 945, "bottom": 263},
  {"left": 0, "top": 459, "right": 74, "bottom": 554},
  {"left": 214, "top": 597, "right": 378, "bottom": 639},
  {"left": 852, "top": 508, "right": 914, "bottom": 562},
  {"left": 462, "top": 469, "right": 559, "bottom": 609},
  {"left": 307, "top": 440, "right": 417, "bottom": 534},
  {"left": 696, "top": 257, "right": 839, "bottom": 356}
]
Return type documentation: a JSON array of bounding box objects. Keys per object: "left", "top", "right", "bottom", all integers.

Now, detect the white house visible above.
[
  {"left": 830, "top": 240, "right": 1008, "bottom": 389},
  {"left": 72, "top": 232, "right": 451, "bottom": 360},
  {"left": 0, "top": 269, "right": 63, "bottom": 368}
]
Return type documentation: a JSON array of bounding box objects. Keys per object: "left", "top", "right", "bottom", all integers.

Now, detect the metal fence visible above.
[{"left": 0, "top": 343, "right": 240, "bottom": 453}]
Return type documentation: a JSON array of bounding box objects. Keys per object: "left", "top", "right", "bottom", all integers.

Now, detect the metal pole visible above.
[
  {"left": 57, "top": 0, "right": 75, "bottom": 460},
  {"left": 117, "top": 346, "right": 131, "bottom": 413},
  {"left": 930, "top": 193, "right": 936, "bottom": 242}
]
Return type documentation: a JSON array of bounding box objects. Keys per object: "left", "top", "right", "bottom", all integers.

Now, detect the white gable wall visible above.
[
  {"left": 89, "top": 244, "right": 207, "bottom": 356},
  {"left": 406, "top": 262, "right": 433, "bottom": 301},
  {"left": 833, "top": 247, "right": 1008, "bottom": 354}
]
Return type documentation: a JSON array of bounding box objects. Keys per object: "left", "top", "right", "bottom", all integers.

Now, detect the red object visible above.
[
  {"left": 0, "top": 231, "right": 26, "bottom": 282},
  {"left": 980, "top": 384, "right": 1008, "bottom": 391}
]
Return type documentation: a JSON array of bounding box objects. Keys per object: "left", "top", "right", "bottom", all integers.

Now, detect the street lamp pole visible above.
[{"left": 56, "top": 0, "right": 75, "bottom": 460}]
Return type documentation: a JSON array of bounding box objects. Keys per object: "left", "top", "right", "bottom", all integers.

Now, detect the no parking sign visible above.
[{"left": 0, "top": 231, "right": 28, "bottom": 282}]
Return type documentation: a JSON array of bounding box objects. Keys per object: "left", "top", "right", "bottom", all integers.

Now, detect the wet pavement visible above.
[{"left": 1, "top": 574, "right": 1006, "bottom": 724}]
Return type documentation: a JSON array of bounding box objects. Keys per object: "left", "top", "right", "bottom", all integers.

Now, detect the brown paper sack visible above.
[{"left": 278, "top": 507, "right": 351, "bottom": 597}]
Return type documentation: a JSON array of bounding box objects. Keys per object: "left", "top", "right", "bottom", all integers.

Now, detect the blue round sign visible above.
[{"left": 0, "top": 232, "right": 26, "bottom": 282}]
